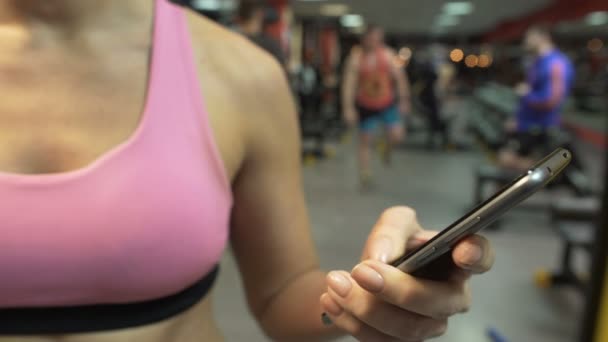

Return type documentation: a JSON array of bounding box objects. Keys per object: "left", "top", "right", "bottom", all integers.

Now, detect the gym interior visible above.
[
  {"left": 0, "top": 0, "right": 606, "bottom": 341},
  {"left": 190, "top": 0, "right": 608, "bottom": 341}
]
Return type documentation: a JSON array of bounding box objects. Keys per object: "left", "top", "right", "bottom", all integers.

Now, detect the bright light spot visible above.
[
  {"left": 465, "top": 54, "right": 479, "bottom": 68},
  {"left": 192, "top": 0, "right": 220, "bottom": 11},
  {"left": 321, "top": 4, "right": 349, "bottom": 17},
  {"left": 443, "top": 2, "right": 475, "bottom": 15},
  {"left": 436, "top": 14, "right": 460, "bottom": 27},
  {"left": 340, "top": 14, "right": 364, "bottom": 28},
  {"left": 588, "top": 38, "right": 604, "bottom": 52},
  {"left": 478, "top": 54, "right": 492, "bottom": 68},
  {"left": 450, "top": 48, "right": 464, "bottom": 62},
  {"left": 586, "top": 11, "right": 608, "bottom": 26},
  {"left": 399, "top": 47, "right": 412, "bottom": 60}
]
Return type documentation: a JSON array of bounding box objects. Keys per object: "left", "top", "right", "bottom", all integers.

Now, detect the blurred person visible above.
[
  {"left": 499, "top": 25, "right": 574, "bottom": 170},
  {"left": 297, "top": 49, "right": 320, "bottom": 117},
  {"left": 342, "top": 25, "right": 412, "bottom": 187},
  {"left": 0, "top": 1, "right": 495, "bottom": 342},
  {"left": 235, "top": 0, "right": 285, "bottom": 65},
  {"left": 419, "top": 44, "right": 452, "bottom": 150}
]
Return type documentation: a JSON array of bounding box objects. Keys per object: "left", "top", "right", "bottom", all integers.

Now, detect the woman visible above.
[{"left": 0, "top": 1, "right": 494, "bottom": 341}]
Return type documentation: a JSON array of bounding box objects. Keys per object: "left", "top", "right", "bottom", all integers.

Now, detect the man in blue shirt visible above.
[{"left": 499, "top": 25, "right": 574, "bottom": 170}]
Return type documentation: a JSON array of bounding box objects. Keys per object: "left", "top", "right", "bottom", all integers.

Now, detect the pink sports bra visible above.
[{"left": 0, "top": 0, "right": 232, "bottom": 333}]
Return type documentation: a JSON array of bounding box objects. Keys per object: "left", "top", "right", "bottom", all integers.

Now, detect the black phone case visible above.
[{"left": 409, "top": 250, "right": 458, "bottom": 281}]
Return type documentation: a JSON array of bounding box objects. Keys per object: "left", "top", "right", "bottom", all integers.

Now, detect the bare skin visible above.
[{"left": 0, "top": 1, "right": 495, "bottom": 341}]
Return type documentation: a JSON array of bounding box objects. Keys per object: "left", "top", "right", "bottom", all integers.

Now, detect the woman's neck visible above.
[
  {"left": 0, "top": 0, "right": 143, "bottom": 33},
  {"left": 0, "top": 0, "right": 149, "bottom": 47}
]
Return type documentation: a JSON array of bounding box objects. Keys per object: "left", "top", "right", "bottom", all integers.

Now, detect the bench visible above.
[
  {"left": 550, "top": 196, "right": 600, "bottom": 222},
  {"left": 540, "top": 196, "right": 600, "bottom": 291}
]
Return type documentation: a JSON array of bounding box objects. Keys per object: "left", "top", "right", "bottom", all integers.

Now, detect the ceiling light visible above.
[
  {"left": 436, "top": 14, "right": 460, "bottom": 27},
  {"left": 340, "top": 14, "right": 364, "bottom": 28},
  {"left": 321, "top": 4, "right": 349, "bottom": 16},
  {"left": 465, "top": 54, "right": 479, "bottom": 68},
  {"left": 478, "top": 54, "right": 492, "bottom": 68},
  {"left": 450, "top": 49, "right": 464, "bottom": 62},
  {"left": 192, "top": 0, "right": 220, "bottom": 11},
  {"left": 443, "top": 2, "right": 474, "bottom": 16},
  {"left": 586, "top": 11, "right": 608, "bottom": 26}
]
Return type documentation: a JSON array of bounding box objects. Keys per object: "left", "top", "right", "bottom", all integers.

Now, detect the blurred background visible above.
[{"left": 178, "top": 0, "right": 607, "bottom": 341}]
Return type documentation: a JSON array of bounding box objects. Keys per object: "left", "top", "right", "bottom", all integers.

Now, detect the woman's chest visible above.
[
  {"left": 0, "top": 49, "right": 237, "bottom": 307},
  {"left": 0, "top": 63, "right": 243, "bottom": 183},
  {"left": 0, "top": 52, "right": 147, "bottom": 174}
]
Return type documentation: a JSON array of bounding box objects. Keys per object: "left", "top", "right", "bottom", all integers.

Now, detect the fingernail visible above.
[
  {"left": 371, "top": 236, "right": 392, "bottom": 263},
  {"left": 327, "top": 272, "right": 352, "bottom": 297},
  {"left": 462, "top": 245, "right": 482, "bottom": 265},
  {"left": 351, "top": 263, "right": 384, "bottom": 293},
  {"left": 320, "top": 293, "right": 343, "bottom": 316},
  {"left": 321, "top": 312, "right": 333, "bottom": 326}
]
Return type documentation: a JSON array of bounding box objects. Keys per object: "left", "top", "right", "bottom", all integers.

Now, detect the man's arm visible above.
[
  {"left": 341, "top": 47, "right": 360, "bottom": 125},
  {"left": 386, "top": 48, "right": 411, "bottom": 114},
  {"left": 523, "top": 60, "right": 567, "bottom": 111}
]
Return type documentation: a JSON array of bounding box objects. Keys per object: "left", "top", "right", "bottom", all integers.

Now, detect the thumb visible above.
[{"left": 361, "top": 207, "right": 429, "bottom": 263}]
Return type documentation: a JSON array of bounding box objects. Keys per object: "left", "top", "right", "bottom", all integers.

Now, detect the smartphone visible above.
[{"left": 390, "top": 148, "right": 572, "bottom": 280}]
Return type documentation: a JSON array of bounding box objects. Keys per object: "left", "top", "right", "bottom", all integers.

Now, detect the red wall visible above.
[{"left": 484, "top": 0, "right": 608, "bottom": 42}]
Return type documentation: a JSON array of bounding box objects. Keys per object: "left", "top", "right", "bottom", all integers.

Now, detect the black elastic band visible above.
[{"left": 0, "top": 265, "right": 219, "bottom": 334}]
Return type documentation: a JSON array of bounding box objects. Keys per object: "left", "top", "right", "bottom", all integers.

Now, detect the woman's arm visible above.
[
  {"left": 227, "top": 47, "right": 340, "bottom": 340},
  {"left": 190, "top": 14, "right": 496, "bottom": 342},
  {"left": 226, "top": 50, "right": 497, "bottom": 342}
]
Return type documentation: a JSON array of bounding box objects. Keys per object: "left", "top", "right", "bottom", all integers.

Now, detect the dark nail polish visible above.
[{"left": 321, "top": 312, "right": 333, "bottom": 326}]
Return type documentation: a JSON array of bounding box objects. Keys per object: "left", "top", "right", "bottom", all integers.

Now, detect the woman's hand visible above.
[{"left": 320, "top": 206, "right": 495, "bottom": 341}]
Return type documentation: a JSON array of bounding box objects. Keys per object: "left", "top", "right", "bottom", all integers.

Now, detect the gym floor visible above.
[{"left": 212, "top": 141, "right": 603, "bottom": 341}]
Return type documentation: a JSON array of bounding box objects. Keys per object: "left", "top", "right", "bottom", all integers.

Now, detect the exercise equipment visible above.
[{"left": 534, "top": 197, "right": 600, "bottom": 291}]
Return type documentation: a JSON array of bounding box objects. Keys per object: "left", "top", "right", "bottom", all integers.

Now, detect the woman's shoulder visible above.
[
  {"left": 185, "top": 11, "right": 285, "bottom": 94},
  {"left": 183, "top": 11, "right": 296, "bottom": 169}
]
